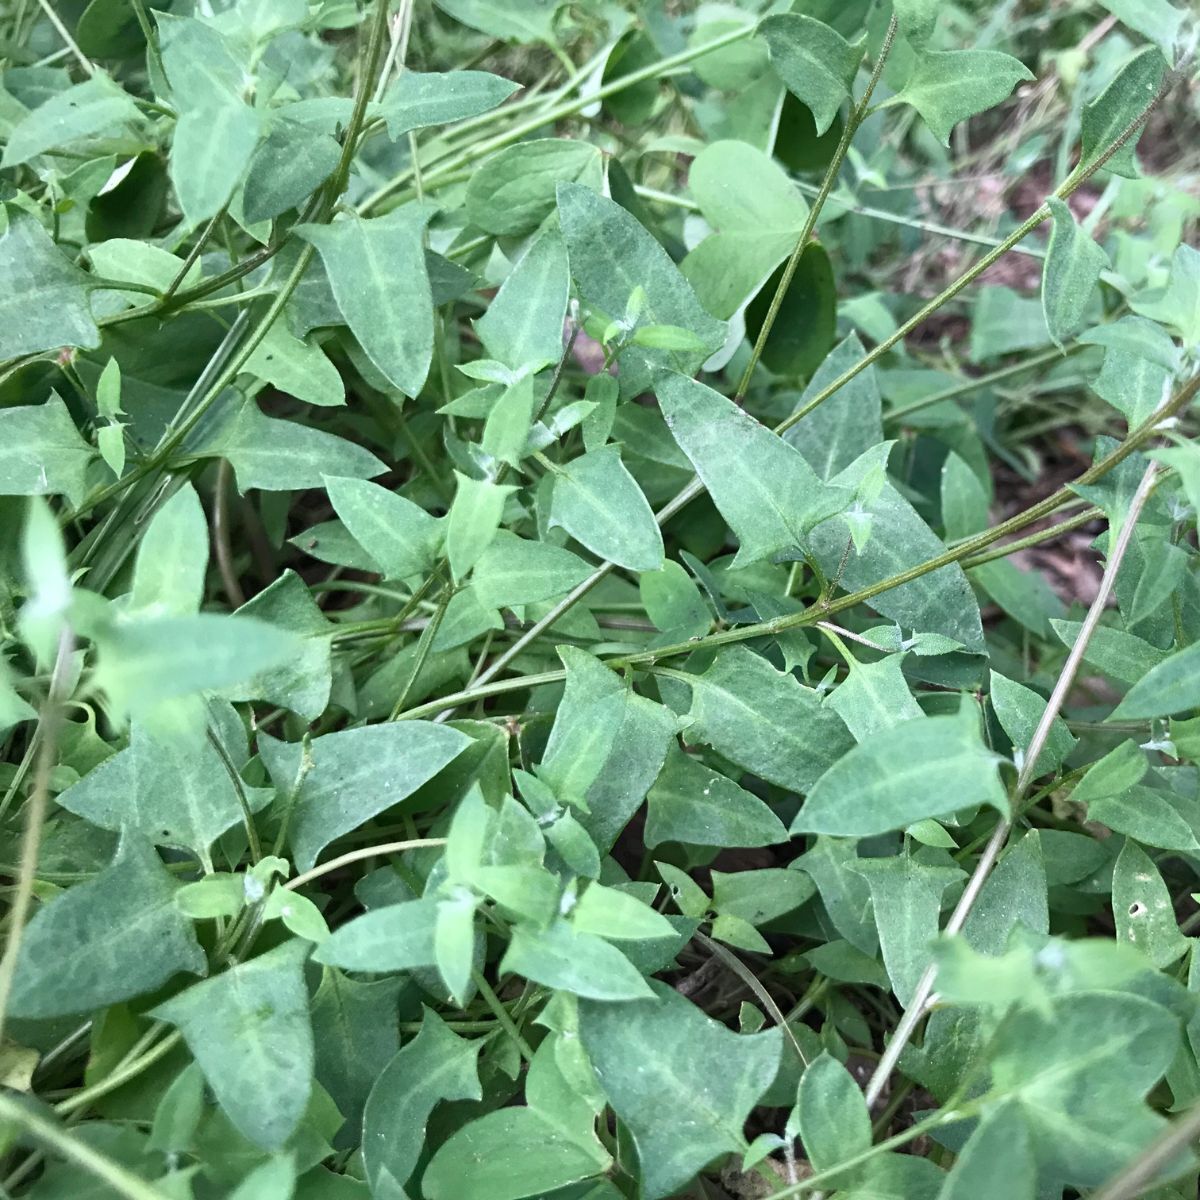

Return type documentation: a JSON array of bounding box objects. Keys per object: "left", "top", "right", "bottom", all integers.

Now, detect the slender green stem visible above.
[
  {"left": 127, "top": 0, "right": 165, "bottom": 83},
  {"left": 285, "top": 839, "right": 447, "bottom": 892},
  {"left": 388, "top": 577, "right": 455, "bottom": 720},
  {"left": 471, "top": 968, "right": 534, "bottom": 1061},
  {"left": 863, "top": 459, "right": 1164, "bottom": 1111},
  {"left": 206, "top": 722, "right": 261, "bottom": 865},
  {"left": 34, "top": 0, "right": 93, "bottom": 75},
  {"left": 885, "top": 344, "right": 1084, "bottom": 423},
  {"left": 960, "top": 505, "right": 1103, "bottom": 569},
  {"left": 55, "top": 1030, "right": 181, "bottom": 1116},
  {"left": 359, "top": 21, "right": 756, "bottom": 213},
  {"left": 0, "top": 1092, "right": 173, "bottom": 1200},
  {"left": 0, "top": 630, "right": 73, "bottom": 1051},
  {"left": 394, "top": 669, "right": 568, "bottom": 721},
  {"left": 162, "top": 204, "right": 228, "bottom": 303},
  {"left": 696, "top": 932, "right": 809, "bottom": 1068},
  {"left": 736, "top": 16, "right": 898, "bottom": 400}
]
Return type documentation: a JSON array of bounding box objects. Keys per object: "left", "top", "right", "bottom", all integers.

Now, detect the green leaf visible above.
[
  {"left": 225, "top": 570, "right": 333, "bottom": 722},
  {"left": 680, "top": 140, "right": 807, "bottom": 320},
  {"left": 195, "top": 399, "right": 385, "bottom": 491},
  {"left": 540, "top": 648, "right": 676, "bottom": 852},
  {"left": 310, "top": 971, "right": 401, "bottom": 1134},
  {"left": 244, "top": 317, "right": 345, "bottom": 408},
  {"left": 989, "top": 671, "right": 1077, "bottom": 777},
  {"left": 466, "top": 139, "right": 600, "bottom": 237},
  {"left": 1112, "top": 841, "right": 1190, "bottom": 968},
  {"left": 639, "top": 561, "right": 711, "bottom": 639},
  {"left": 297, "top": 207, "right": 435, "bottom": 397},
  {"left": 472, "top": 531, "right": 591, "bottom": 608},
  {"left": 378, "top": 69, "right": 520, "bottom": 140},
  {"left": 549, "top": 446, "right": 663, "bottom": 572},
  {"left": 242, "top": 117, "right": 342, "bottom": 226},
  {"left": 974, "top": 991, "right": 1178, "bottom": 1186},
  {"left": 2, "top": 75, "right": 141, "bottom": 168},
  {"left": 891, "top": 50, "right": 1034, "bottom": 145},
  {"left": 1098, "top": 0, "right": 1184, "bottom": 63},
  {"left": 711, "top": 868, "right": 814, "bottom": 926},
  {"left": 362, "top": 1007, "right": 482, "bottom": 1194},
  {"left": 0, "top": 394, "right": 97, "bottom": 508},
  {"left": 325, "top": 475, "right": 443, "bottom": 580},
  {"left": 152, "top": 940, "right": 314, "bottom": 1151},
  {"left": 557, "top": 182, "right": 726, "bottom": 397},
  {"left": 657, "top": 372, "right": 848, "bottom": 568},
  {"left": 808, "top": 449, "right": 986, "bottom": 650},
  {"left": 849, "top": 853, "right": 962, "bottom": 1006},
  {"left": 892, "top": 0, "right": 940, "bottom": 49},
  {"left": 939, "top": 1105, "right": 1036, "bottom": 1200},
  {"left": 475, "top": 226, "right": 570, "bottom": 372},
  {"left": 1071, "top": 739, "right": 1148, "bottom": 806},
  {"left": 796, "top": 1053, "right": 871, "bottom": 1173},
  {"left": 431, "top": 0, "right": 561, "bottom": 43},
  {"left": 423, "top": 1106, "right": 608, "bottom": 1200},
  {"left": 130, "top": 483, "right": 207, "bottom": 617},
  {"left": 501, "top": 919, "right": 654, "bottom": 1000},
  {"left": 1051, "top": 617, "right": 1167, "bottom": 686},
  {"left": 793, "top": 712, "right": 1007, "bottom": 836},
  {"left": 759, "top": 15, "right": 861, "bottom": 135},
  {"left": 229, "top": 1157, "right": 296, "bottom": 1200},
  {"left": 56, "top": 721, "right": 257, "bottom": 856},
  {"left": 259, "top": 722, "right": 470, "bottom": 870},
  {"left": 1088, "top": 784, "right": 1200, "bottom": 853},
  {"left": 9, "top": 835, "right": 205, "bottom": 1019},
  {"left": 1131, "top": 243, "right": 1200, "bottom": 347},
  {"left": 313, "top": 898, "right": 440, "bottom": 972},
  {"left": 570, "top": 882, "right": 677, "bottom": 942},
  {"left": 578, "top": 983, "right": 781, "bottom": 1200},
  {"left": 1042, "top": 197, "right": 1108, "bottom": 347},
  {"left": 645, "top": 743, "right": 788, "bottom": 849},
  {"left": 172, "top": 101, "right": 262, "bottom": 226},
  {"left": 785, "top": 334, "right": 883, "bottom": 480},
  {"left": 828, "top": 653, "right": 923, "bottom": 741},
  {"left": 1111, "top": 639, "right": 1200, "bottom": 719},
  {"left": 672, "top": 647, "right": 853, "bottom": 792},
  {"left": 94, "top": 612, "right": 299, "bottom": 729},
  {"left": 447, "top": 472, "right": 515, "bottom": 583},
  {"left": 0, "top": 207, "right": 100, "bottom": 358},
  {"left": 1080, "top": 45, "right": 1167, "bottom": 177}
]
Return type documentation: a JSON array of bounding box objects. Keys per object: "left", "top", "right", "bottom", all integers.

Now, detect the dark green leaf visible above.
[
  {"left": 673, "top": 647, "right": 854, "bottom": 792},
  {"left": 152, "top": 940, "right": 314, "bottom": 1151},
  {"left": 549, "top": 447, "right": 663, "bottom": 572},
  {"left": 891, "top": 50, "right": 1034, "bottom": 145},
  {"left": 297, "top": 207, "right": 435, "bottom": 397},
  {"left": 379, "top": 69, "right": 520, "bottom": 140},
  {"left": 557, "top": 182, "right": 726, "bottom": 396},
  {"left": 0, "top": 207, "right": 100, "bottom": 357},
  {"left": 467, "top": 139, "right": 600, "bottom": 237},
  {"left": 760, "top": 14, "right": 861, "bottom": 135},
  {"left": 579, "top": 984, "right": 781, "bottom": 1200},
  {"left": 362, "top": 1007, "right": 482, "bottom": 1194},
  {"left": 259, "top": 722, "right": 471, "bottom": 870},
  {"left": 9, "top": 836, "right": 205, "bottom": 1019},
  {"left": 793, "top": 712, "right": 1006, "bottom": 836}
]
